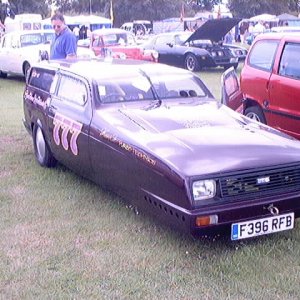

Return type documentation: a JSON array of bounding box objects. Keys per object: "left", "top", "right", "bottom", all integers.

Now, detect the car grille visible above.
[
  {"left": 215, "top": 58, "right": 231, "bottom": 63},
  {"left": 220, "top": 164, "right": 300, "bottom": 200}
]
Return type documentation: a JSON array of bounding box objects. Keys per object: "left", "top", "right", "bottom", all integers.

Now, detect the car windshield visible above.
[
  {"left": 176, "top": 33, "right": 191, "bottom": 44},
  {"left": 102, "top": 33, "right": 135, "bottom": 46},
  {"left": 95, "top": 66, "right": 212, "bottom": 104}
]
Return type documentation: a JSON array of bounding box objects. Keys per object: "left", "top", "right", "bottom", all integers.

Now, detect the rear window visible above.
[
  {"left": 248, "top": 40, "right": 279, "bottom": 71},
  {"left": 279, "top": 42, "right": 300, "bottom": 80}
]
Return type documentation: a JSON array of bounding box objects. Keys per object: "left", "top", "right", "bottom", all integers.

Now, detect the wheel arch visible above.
[
  {"left": 243, "top": 98, "right": 263, "bottom": 112},
  {"left": 22, "top": 61, "right": 31, "bottom": 76}
]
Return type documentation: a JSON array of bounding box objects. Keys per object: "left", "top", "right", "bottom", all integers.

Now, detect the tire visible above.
[
  {"left": 244, "top": 106, "right": 267, "bottom": 124},
  {"left": 23, "top": 62, "right": 31, "bottom": 78},
  {"left": 184, "top": 53, "right": 200, "bottom": 72},
  {"left": 33, "top": 124, "right": 57, "bottom": 167}
]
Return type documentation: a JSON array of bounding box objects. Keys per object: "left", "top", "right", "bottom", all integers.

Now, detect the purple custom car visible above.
[{"left": 23, "top": 58, "right": 300, "bottom": 240}]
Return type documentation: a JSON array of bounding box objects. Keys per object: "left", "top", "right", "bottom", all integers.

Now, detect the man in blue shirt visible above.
[{"left": 50, "top": 13, "right": 77, "bottom": 59}]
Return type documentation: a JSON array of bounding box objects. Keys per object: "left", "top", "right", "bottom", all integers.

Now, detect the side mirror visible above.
[{"left": 39, "top": 50, "right": 49, "bottom": 61}]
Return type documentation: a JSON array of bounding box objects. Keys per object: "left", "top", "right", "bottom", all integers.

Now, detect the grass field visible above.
[{"left": 1, "top": 69, "right": 300, "bottom": 299}]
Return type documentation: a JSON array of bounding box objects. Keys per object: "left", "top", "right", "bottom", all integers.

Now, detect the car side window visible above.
[
  {"left": 279, "top": 43, "right": 300, "bottom": 80},
  {"left": 28, "top": 68, "right": 55, "bottom": 93},
  {"left": 57, "top": 75, "right": 88, "bottom": 106},
  {"left": 248, "top": 40, "right": 279, "bottom": 72}
]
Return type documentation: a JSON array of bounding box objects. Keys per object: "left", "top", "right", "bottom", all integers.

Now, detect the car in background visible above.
[
  {"left": 142, "top": 18, "right": 244, "bottom": 71},
  {"left": 0, "top": 29, "right": 54, "bottom": 78},
  {"left": 82, "top": 28, "right": 158, "bottom": 62},
  {"left": 121, "top": 20, "right": 153, "bottom": 36},
  {"left": 225, "top": 32, "right": 300, "bottom": 140},
  {"left": 0, "top": 29, "right": 95, "bottom": 78},
  {"left": 23, "top": 57, "right": 300, "bottom": 240},
  {"left": 224, "top": 43, "right": 248, "bottom": 62}
]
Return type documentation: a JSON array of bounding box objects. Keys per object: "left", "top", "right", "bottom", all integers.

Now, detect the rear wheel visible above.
[
  {"left": 184, "top": 53, "right": 200, "bottom": 72},
  {"left": 244, "top": 106, "right": 267, "bottom": 124},
  {"left": 33, "top": 124, "right": 57, "bottom": 167}
]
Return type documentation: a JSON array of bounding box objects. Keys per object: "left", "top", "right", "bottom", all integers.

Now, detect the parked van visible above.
[{"left": 4, "top": 14, "right": 42, "bottom": 33}]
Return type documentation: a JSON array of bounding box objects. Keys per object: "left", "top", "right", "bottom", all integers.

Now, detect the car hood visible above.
[
  {"left": 99, "top": 101, "right": 300, "bottom": 177},
  {"left": 185, "top": 18, "right": 241, "bottom": 43}
]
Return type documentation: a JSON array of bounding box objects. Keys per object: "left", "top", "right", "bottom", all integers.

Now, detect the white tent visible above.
[{"left": 250, "top": 14, "right": 276, "bottom": 22}]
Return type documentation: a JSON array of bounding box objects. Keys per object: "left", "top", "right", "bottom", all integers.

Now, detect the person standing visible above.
[{"left": 50, "top": 12, "right": 77, "bottom": 60}]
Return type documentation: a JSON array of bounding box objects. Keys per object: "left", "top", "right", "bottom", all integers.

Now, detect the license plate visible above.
[{"left": 231, "top": 213, "right": 294, "bottom": 240}]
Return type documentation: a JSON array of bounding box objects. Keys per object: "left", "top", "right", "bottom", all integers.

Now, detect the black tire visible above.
[
  {"left": 23, "top": 62, "right": 31, "bottom": 78},
  {"left": 244, "top": 106, "right": 267, "bottom": 124},
  {"left": 33, "top": 124, "right": 57, "bottom": 167},
  {"left": 0, "top": 70, "right": 7, "bottom": 78},
  {"left": 184, "top": 53, "right": 200, "bottom": 72}
]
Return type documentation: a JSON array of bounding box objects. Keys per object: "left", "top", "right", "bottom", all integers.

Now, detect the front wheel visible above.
[
  {"left": 184, "top": 53, "right": 200, "bottom": 72},
  {"left": 33, "top": 124, "right": 57, "bottom": 167},
  {"left": 244, "top": 106, "right": 267, "bottom": 124},
  {"left": 23, "top": 62, "right": 31, "bottom": 78}
]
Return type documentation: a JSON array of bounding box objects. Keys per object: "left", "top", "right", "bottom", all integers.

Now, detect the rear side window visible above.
[
  {"left": 248, "top": 40, "right": 279, "bottom": 72},
  {"left": 279, "top": 42, "right": 300, "bottom": 80},
  {"left": 28, "top": 68, "right": 55, "bottom": 93}
]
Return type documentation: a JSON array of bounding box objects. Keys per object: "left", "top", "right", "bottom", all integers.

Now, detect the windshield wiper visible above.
[{"left": 138, "top": 69, "right": 162, "bottom": 110}]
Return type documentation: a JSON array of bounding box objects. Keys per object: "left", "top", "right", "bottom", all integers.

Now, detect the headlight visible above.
[
  {"left": 217, "top": 51, "right": 224, "bottom": 56},
  {"left": 192, "top": 180, "right": 216, "bottom": 201},
  {"left": 211, "top": 51, "right": 217, "bottom": 57}
]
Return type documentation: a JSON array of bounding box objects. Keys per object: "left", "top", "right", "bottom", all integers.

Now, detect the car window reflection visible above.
[{"left": 96, "top": 70, "right": 211, "bottom": 104}]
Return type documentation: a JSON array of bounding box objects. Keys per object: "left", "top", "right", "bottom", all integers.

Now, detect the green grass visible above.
[{"left": 1, "top": 71, "right": 300, "bottom": 299}]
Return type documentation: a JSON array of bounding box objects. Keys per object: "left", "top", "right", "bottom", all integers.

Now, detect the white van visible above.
[{"left": 4, "top": 14, "right": 42, "bottom": 33}]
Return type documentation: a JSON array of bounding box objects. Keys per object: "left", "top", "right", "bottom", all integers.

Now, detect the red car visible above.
[
  {"left": 88, "top": 28, "right": 158, "bottom": 62},
  {"left": 225, "top": 32, "right": 300, "bottom": 140}
]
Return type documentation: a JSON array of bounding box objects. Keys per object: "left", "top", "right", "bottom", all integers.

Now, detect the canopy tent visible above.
[
  {"left": 276, "top": 13, "right": 300, "bottom": 26},
  {"left": 276, "top": 13, "right": 299, "bottom": 21},
  {"left": 249, "top": 14, "right": 276, "bottom": 22}
]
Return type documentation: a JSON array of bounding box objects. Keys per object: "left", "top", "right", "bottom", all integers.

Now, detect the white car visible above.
[
  {"left": 0, "top": 29, "right": 95, "bottom": 78},
  {"left": 0, "top": 30, "right": 54, "bottom": 78}
]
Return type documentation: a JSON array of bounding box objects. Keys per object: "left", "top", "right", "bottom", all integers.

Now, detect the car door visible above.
[
  {"left": 0, "top": 34, "right": 12, "bottom": 72},
  {"left": 5, "top": 34, "right": 24, "bottom": 74},
  {"left": 47, "top": 72, "right": 93, "bottom": 177},
  {"left": 221, "top": 67, "right": 243, "bottom": 113},
  {"left": 268, "top": 41, "right": 300, "bottom": 139},
  {"left": 154, "top": 35, "right": 179, "bottom": 65}
]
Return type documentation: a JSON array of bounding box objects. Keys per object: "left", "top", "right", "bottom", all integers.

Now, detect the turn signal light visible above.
[{"left": 195, "top": 215, "right": 218, "bottom": 227}]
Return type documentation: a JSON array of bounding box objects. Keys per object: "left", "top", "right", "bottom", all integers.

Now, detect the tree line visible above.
[{"left": 1, "top": 0, "right": 299, "bottom": 27}]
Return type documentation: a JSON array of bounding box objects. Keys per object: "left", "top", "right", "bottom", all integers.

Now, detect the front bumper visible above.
[{"left": 142, "top": 190, "right": 300, "bottom": 237}]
